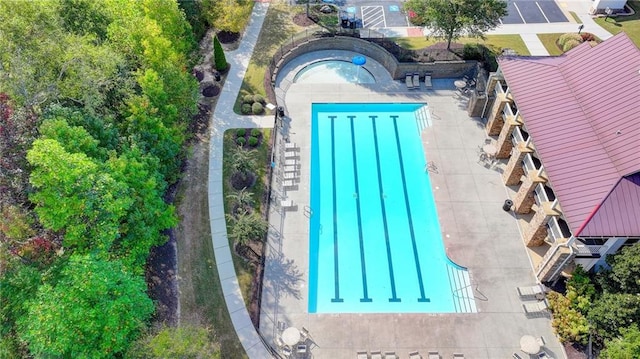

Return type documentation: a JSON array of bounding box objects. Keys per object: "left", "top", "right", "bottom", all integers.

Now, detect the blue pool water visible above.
[
  {"left": 308, "top": 103, "right": 476, "bottom": 314},
  {"left": 293, "top": 60, "right": 376, "bottom": 84}
]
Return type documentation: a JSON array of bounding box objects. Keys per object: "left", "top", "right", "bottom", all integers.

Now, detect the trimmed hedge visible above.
[
  {"left": 241, "top": 104, "right": 252, "bottom": 115},
  {"left": 251, "top": 103, "right": 264, "bottom": 115},
  {"left": 236, "top": 137, "right": 246, "bottom": 146},
  {"left": 236, "top": 128, "right": 246, "bottom": 137},
  {"left": 250, "top": 128, "right": 261, "bottom": 137},
  {"left": 248, "top": 136, "right": 259, "bottom": 147}
]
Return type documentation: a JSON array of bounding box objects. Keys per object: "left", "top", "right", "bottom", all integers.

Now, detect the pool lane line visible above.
[
  {"left": 329, "top": 116, "right": 343, "bottom": 303},
  {"left": 391, "top": 115, "right": 430, "bottom": 303},
  {"left": 371, "top": 115, "right": 401, "bottom": 303},
  {"left": 348, "top": 115, "right": 372, "bottom": 303}
]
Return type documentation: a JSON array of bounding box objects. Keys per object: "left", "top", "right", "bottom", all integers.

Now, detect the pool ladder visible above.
[{"left": 303, "top": 205, "right": 313, "bottom": 218}]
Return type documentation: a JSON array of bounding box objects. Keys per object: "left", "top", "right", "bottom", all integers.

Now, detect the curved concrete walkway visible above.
[{"left": 207, "top": 2, "right": 276, "bottom": 358}]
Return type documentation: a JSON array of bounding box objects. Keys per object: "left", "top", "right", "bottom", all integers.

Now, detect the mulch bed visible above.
[
  {"left": 202, "top": 85, "right": 220, "bottom": 97},
  {"left": 293, "top": 13, "right": 316, "bottom": 27},
  {"left": 217, "top": 30, "right": 240, "bottom": 44}
]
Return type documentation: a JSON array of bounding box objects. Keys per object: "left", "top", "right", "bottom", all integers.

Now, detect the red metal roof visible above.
[{"left": 498, "top": 33, "right": 640, "bottom": 237}]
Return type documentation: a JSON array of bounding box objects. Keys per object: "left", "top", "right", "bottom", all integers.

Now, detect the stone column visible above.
[
  {"left": 502, "top": 142, "right": 534, "bottom": 186},
  {"left": 513, "top": 170, "right": 547, "bottom": 214},
  {"left": 524, "top": 201, "right": 560, "bottom": 247},
  {"left": 496, "top": 113, "right": 523, "bottom": 159},
  {"left": 485, "top": 93, "right": 510, "bottom": 136},
  {"left": 536, "top": 240, "right": 574, "bottom": 282}
]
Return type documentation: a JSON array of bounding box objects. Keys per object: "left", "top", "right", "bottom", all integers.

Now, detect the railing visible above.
[
  {"left": 522, "top": 153, "right": 538, "bottom": 173},
  {"left": 573, "top": 242, "right": 606, "bottom": 257},
  {"left": 494, "top": 80, "right": 505, "bottom": 97},
  {"left": 547, "top": 217, "right": 564, "bottom": 244}
]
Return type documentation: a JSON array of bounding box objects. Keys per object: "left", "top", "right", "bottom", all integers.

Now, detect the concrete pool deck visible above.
[{"left": 259, "top": 72, "right": 564, "bottom": 357}]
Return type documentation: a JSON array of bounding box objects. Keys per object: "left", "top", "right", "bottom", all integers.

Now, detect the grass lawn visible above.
[
  {"left": 594, "top": 1, "right": 640, "bottom": 47},
  {"left": 393, "top": 34, "right": 531, "bottom": 56},
  {"left": 569, "top": 11, "right": 582, "bottom": 24},
  {"left": 233, "top": 2, "right": 303, "bottom": 114},
  {"left": 537, "top": 33, "right": 565, "bottom": 56}
]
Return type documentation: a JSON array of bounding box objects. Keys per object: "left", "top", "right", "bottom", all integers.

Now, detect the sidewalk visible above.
[{"left": 206, "top": 2, "right": 276, "bottom": 358}]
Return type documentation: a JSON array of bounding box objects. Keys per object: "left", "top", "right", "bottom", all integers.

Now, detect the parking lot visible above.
[
  {"left": 501, "top": 0, "right": 568, "bottom": 24},
  {"left": 333, "top": 0, "right": 569, "bottom": 29}
]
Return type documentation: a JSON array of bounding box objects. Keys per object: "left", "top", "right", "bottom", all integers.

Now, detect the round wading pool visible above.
[{"left": 293, "top": 60, "right": 376, "bottom": 84}]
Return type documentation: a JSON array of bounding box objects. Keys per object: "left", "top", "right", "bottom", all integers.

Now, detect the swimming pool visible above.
[
  {"left": 308, "top": 103, "right": 476, "bottom": 314},
  {"left": 293, "top": 60, "right": 376, "bottom": 84}
]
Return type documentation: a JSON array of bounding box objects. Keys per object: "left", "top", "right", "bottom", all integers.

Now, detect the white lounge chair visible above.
[
  {"left": 283, "top": 171, "right": 296, "bottom": 179},
  {"left": 282, "top": 179, "right": 295, "bottom": 188},
  {"left": 281, "top": 199, "right": 294, "bottom": 208},
  {"left": 413, "top": 72, "right": 420, "bottom": 89},
  {"left": 409, "top": 351, "right": 422, "bottom": 359},
  {"left": 284, "top": 142, "right": 296, "bottom": 150},
  {"left": 453, "top": 354, "right": 465, "bottom": 359},
  {"left": 357, "top": 351, "right": 369, "bottom": 359},
  {"left": 523, "top": 300, "right": 549, "bottom": 317},
  {"left": 284, "top": 159, "right": 297, "bottom": 166},
  {"left": 405, "top": 73, "right": 414, "bottom": 90},
  {"left": 371, "top": 351, "right": 383, "bottom": 359},
  {"left": 424, "top": 73, "right": 433, "bottom": 89},
  {"left": 384, "top": 352, "right": 397, "bottom": 359},
  {"left": 428, "top": 352, "right": 440, "bottom": 359},
  {"left": 517, "top": 284, "right": 545, "bottom": 300}
]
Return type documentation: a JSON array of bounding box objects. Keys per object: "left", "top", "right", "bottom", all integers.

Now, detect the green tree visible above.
[
  {"left": 547, "top": 291, "right": 590, "bottom": 345},
  {"left": 213, "top": 35, "right": 228, "bottom": 72},
  {"left": 17, "top": 254, "right": 154, "bottom": 359},
  {"left": 204, "top": 0, "right": 253, "bottom": 34},
  {"left": 107, "top": 147, "right": 177, "bottom": 273},
  {"left": 39, "top": 118, "right": 101, "bottom": 159},
  {"left": 127, "top": 326, "right": 220, "bottom": 359},
  {"left": 600, "top": 325, "right": 640, "bottom": 359},
  {"left": 589, "top": 292, "right": 640, "bottom": 341},
  {"left": 27, "top": 139, "right": 132, "bottom": 251},
  {"left": 226, "top": 211, "right": 268, "bottom": 248},
  {"left": 229, "top": 147, "right": 257, "bottom": 176},
  {"left": 597, "top": 244, "right": 640, "bottom": 294},
  {"left": 403, "top": 0, "right": 507, "bottom": 50}
]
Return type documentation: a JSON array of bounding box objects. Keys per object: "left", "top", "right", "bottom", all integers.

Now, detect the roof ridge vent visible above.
[{"left": 616, "top": 129, "right": 623, "bottom": 135}]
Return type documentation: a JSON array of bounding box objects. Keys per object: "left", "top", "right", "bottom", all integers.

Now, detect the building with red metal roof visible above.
[{"left": 481, "top": 32, "right": 640, "bottom": 282}]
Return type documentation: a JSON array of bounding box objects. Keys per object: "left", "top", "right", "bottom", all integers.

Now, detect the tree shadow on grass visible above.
[{"left": 252, "top": 3, "right": 299, "bottom": 68}]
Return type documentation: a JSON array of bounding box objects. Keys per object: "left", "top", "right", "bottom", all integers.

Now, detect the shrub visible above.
[
  {"left": 580, "top": 32, "right": 595, "bottom": 42},
  {"left": 236, "top": 137, "right": 246, "bottom": 146},
  {"left": 563, "top": 39, "right": 581, "bottom": 52},
  {"left": 243, "top": 94, "right": 254, "bottom": 104},
  {"left": 213, "top": 35, "right": 228, "bottom": 72},
  {"left": 236, "top": 128, "right": 246, "bottom": 138},
  {"left": 241, "top": 104, "right": 252, "bottom": 114},
  {"left": 253, "top": 94, "right": 265, "bottom": 104},
  {"left": 250, "top": 128, "right": 261, "bottom": 137},
  {"left": 247, "top": 136, "right": 259, "bottom": 147},
  {"left": 462, "top": 44, "right": 482, "bottom": 60},
  {"left": 251, "top": 102, "right": 264, "bottom": 115},
  {"left": 558, "top": 33, "right": 582, "bottom": 47}
]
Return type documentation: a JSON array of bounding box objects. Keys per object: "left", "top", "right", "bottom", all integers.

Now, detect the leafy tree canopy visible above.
[
  {"left": 600, "top": 325, "right": 640, "bottom": 359},
  {"left": 17, "top": 254, "right": 154, "bottom": 359},
  {"left": 27, "top": 139, "right": 132, "bottom": 251},
  {"left": 588, "top": 292, "right": 640, "bottom": 342},
  {"left": 597, "top": 244, "right": 640, "bottom": 294},
  {"left": 204, "top": 0, "right": 253, "bottom": 34},
  {"left": 404, "top": 0, "right": 507, "bottom": 49}
]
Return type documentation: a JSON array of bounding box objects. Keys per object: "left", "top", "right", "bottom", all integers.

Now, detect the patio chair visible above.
[
  {"left": 428, "top": 351, "right": 440, "bottom": 359},
  {"left": 296, "top": 344, "right": 308, "bottom": 354},
  {"left": 384, "top": 351, "right": 397, "bottom": 359},
  {"left": 371, "top": 350, "right": 383, "bottom": 359},
  {"left": 523, "top": 299, "right": 549, "bottom": 317},
  {"left": 517, "top": 284, "right": 545, "bottom": 300},
  {"left": 275, "top": 336, "right": 285, "bottom": 348},
  {"left": 284, "top": 142, "right": 296, "bottom": 150},
  {"left": 284, "top": 158, "right": 297, "bottom": 166},
  {"left": 409, "top": 351, "right": 422, "bottom": 359},
  {"left": 300, "top": 326, "right": 312, "bottom": 341},
  {"left": 281, "top": 345, "right": 292, "bottom": 358},
  {"left": 405, "top": 73, "right": 415, "bottom": 90},
  {"left": 413, "top": 72, "right": 420, "bottom": 89},
  {"left": 284, "top": 150, "right": 297, "bottom": 158},
  {"left": 282, "top": 179, "right": 295, "bottom": 188},
  {"left": 512, "top": 353, "right": 523, "bottom": 359},
  {"left": 537, "top": 336, "right": 546, "bottom": 346},
  {"left": 281, "top": 199, "right": 294, "bottom": 209},
  {"left": 453, "top": 354, "right": 465, "bottom": 358},
  {"left": 284, "top": 165, "right": 298, "bottom": 172},
  {"left": 537, "top": 351, "right": 553, "bottom": 359},
  {"left": 424, "top": 73, "right": 433, "bottom": 89},
  {"left": 357, "top": 351, "right": 369, "bottom": 359}
]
